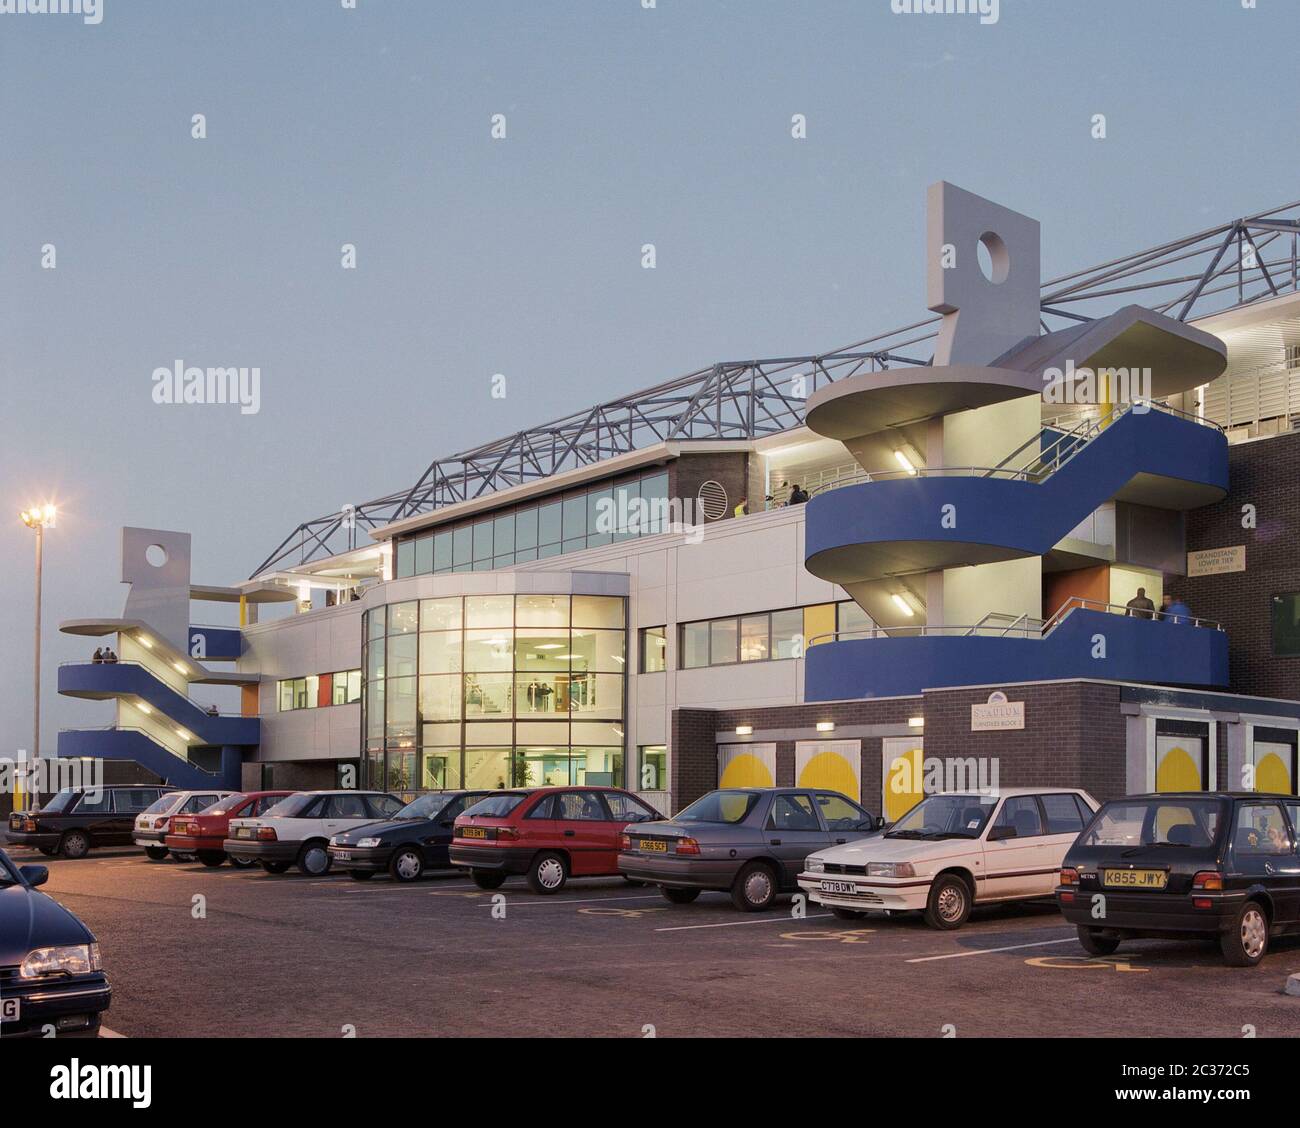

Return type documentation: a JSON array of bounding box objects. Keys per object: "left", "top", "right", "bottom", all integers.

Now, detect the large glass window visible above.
[
  {"left": 638, "top": 744, "right": 667, "bottom": 791},
  {"left": 681, "top": 622, "right": 710, "bottom": 669},
  {"left": 280, "top": 670, "right": 361, "bottom": 711},
  {"left": 1272, "top": 593, "right": 1300, "bottom": 657},
  {"left": 640, "top": 626, "right": 667, "bottom": 673}
]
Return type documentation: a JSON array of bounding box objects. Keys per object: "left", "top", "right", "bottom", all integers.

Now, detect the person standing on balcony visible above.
[
  {"left": 734, "top": 497, "right": 749, "bottom": 518},
  {"left": 1125, "top": 588, "right": 1155, "bottom": 619},
  {"left": 788, "top": 484, "right": 809, "bottom": 505},
  {"left": 92, "top": 648, "right": 103, "bottom": 663},
  {"left": 1161, "top": 593, "right": 1192, "bottom": 625}
]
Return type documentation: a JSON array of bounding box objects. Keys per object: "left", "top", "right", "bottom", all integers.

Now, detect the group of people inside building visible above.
[{"left": 1125, "top": 587, "right": 1194, "bottom": 624}]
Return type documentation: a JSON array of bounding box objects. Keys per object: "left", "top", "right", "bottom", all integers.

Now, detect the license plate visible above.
[
  {"left": 820, "top": 880, "right": 857, "bottom": 895},
  {"left": 1103, "top": 868, "right": 1167, "bottom": 889},
  {"left": 333, "top": 851, "right": 351, "bottom": 860},
  {"left": 236, "top": 827, "right": 253, "bottom": 839},
  {"left": 0, "top": 998, "right": 18, "bottom": 1022},
  {"left": 461, "top": 827, "right": 487, "bottom": 839},
  {"left": 640, "top": 839, "right": 668, "bottom": 853}
]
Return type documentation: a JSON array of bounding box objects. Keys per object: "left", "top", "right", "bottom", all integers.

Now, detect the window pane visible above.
[
  {"left": 366, "top": 641, "right": 385, "bottom": 682},
  {"left": 386, "top": 676, "right": 417, "bottom": 740},
  {"left": 365, "top": 681, "right": 385, "bottom": 741},
  {"left": 452, "top": 526, "right": 473, "bottom": 566},
  {"left": 421, "top": 597, "right": 461, "bottom": 631},
  {"left": 994, "top": 796, "right": 1043, "bottom": 837},
  {"left": 517, "top": 674, "right": 565, "bottom": 714},
  {"left": 571, "top": 628, "right": 626, "bottom": 673},
  {"left": 772, "top": 609, "right": 804, "bottom": 659},
  {"left": 395, "top": 539, "right": 415, "bottom": 578},
  {"left": 739, "top": 614, "right": 769, "bottom": 662},
  {"left": 1041, "top": 793, "right": 1085, "bottom": 834},
  {"left": 347, "top": 669, "right": 361, "bottom": 703},
  {"left": 516, "top": 594, "right": 569, "bottom": 629},
  {"left": 537, "top": 541, "right": 561, "bottom": 559},
  {"left": 493, "top": 513, "right": 515, "bottom": 556},
  {"left": 515, "top": 508, "right": 538, "bottom": 550},
  {"left": 587, "top": 488, "right": 613, "bottom": 546},
  {"left": 433, "top": 532, "right": 452, "bottom": 573},
  {"left": 568, "top": 672, "right": 623, "bottom": 718},
  {"left": 1272, "top": 594, "right": 1300, "bottom": 656},
  {"left": 611, "top": 481, "right": 640, "bottom": 541},
  {"left": 464, "top": 629, "right": 513, "bottom": 671},
  {"left": 419, "top": 631, "right": 462, "bottom": 674},
  {"left": 562, "top": 495, "right": 587, "bottom": 543},
  {"left": 572, "top": 595, "right": 624, "bottom": 628},
  {"left": 366, "top": 606, "right": 385, "bottom": 642},
  {"left": 414, "top": 535, "right": 434, "bottom": 576},
  {"left": 388, "top": 601, "right": 419, "bottom": 634},
  {"left": 710, "top": 619, "right": 738, "bottom": 665},
  {"left": 638, "top": 745, "right": 667, "bottom": 790},
  {"left": 387, "top": 633, "right": 418, "bottom": 678},
  {"left": 515, "top": 628, "right": 571, "bottom": 672},
  {"left": 538, "top": 502, "right": 562, "bottom": 546},
  {"left": 465, "top": 672, "right": 513, "bottom": 716},
  {"left": 418, "top": 675, "right": 462, "bottom": 722},
  {"left": 641, "top": 473, "right": 668, "bottom": 534},
  {"left": 465, "top": 595, "right": 513, "bottom": 628},
  {"left": 641, "top": 626, "right": 667, "bottom": 673},
  {"left": 682, "top": 622, "right": 710, "bottom": 669},
  {"left": 838, "top": 600, "right": 873, "bottom": 636},
  {"left": 472, "top": 521, "right": 493, "bottom": 562},
  {"left": 278, "top": 680, "right": 294, "bottom": 712},
  {"left": 463, "top": 748, "right": 512, "bottom": 790},
  {"left": 423, "top": 748, "right": 461, "bottom": 790}
]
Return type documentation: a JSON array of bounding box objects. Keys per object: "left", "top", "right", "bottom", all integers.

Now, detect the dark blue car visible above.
[{"left": 0, "top": 848, "right": 111, "bottom": 1037}]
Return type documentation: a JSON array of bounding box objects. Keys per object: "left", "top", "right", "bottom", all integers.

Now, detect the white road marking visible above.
[
  {"left": 906, "top": 936, "right": 1077, "bottom": 963},
  {"left": 99, "top": 1025, "right": 126, "bottom": 1038},
  {"left": 479, "top": 894, "right": 665, "bottom": 907},
  {"left": 655, "top": 914, "right": 833, "bottom": 932}
]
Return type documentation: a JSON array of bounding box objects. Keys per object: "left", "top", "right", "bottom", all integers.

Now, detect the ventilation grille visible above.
[{"left": 696, "top": 480, "right": 729, "bottom": 521}]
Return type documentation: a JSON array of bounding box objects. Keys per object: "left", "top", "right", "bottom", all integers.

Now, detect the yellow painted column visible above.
[{"left": 239, "top": 595, "right": 248, "bottom": 628}]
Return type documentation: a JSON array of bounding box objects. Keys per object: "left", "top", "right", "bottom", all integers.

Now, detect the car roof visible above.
[
  {"left": 928, "top": 787, "right": 1085, "bottom": 798},
  {"left": 1124, "top": 792, "right": 1288, "bottom": 801}
]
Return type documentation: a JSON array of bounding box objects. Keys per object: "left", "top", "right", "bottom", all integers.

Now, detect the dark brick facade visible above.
[
  {"left": 670, "top": 452, "right": 750, "bottom": 523},
  {"left": 1166, "top": 430, "right": 1300, "bottom": 702}
]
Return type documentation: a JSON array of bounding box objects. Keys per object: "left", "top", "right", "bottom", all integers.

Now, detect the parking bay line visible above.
[
  {"left": 477, "top": 893, "right": 666, "bottom": 907},
  {"left": 905, "top": 936, "right": 1077, "bottom": 963},
  {"left": 655, "top": 913, "right": 833, "bottom": 932}
]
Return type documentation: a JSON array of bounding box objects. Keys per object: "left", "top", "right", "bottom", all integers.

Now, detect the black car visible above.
[
  {"left": 328, "top": 790, "right": 496, "bottom": 882},
  {"left": 0, "top": 848, "right": 111, "bottom": 1038},
  {"left": 6, "top": 785, "right": 172, "bottom": 859},
  {"left": 1058, "top": 791, "right": 1300, "bottom": 966}
]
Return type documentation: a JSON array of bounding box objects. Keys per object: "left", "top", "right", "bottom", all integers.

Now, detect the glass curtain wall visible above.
[{"left": 363, "top": 594, "right": 626, "bottom": 792}]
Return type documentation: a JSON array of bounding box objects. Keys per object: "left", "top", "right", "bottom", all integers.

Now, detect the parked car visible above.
[
  {"left": 329, "top": 790, "right": 496, "bottom": 882},
  {"left": 165, "top": 791, "right": 295, "bottom": 867},
  {"left": 5, "top": 785, "right": 173, "bottom": 859},
  {"left": 621, "top": 787, "right": 881, "bottom": 911},
  {"left": 0, "top": 847, "right": 111, "bottom": 1038},
  {"left": 799, "top": 787, "right": 1098, "bottom": 929},
  {"left": 224, "top": 790, "right": 406, "bottom": 876},
  {"left": 450, "top": 786, "right": 663, "bottom": 894},
  {"left": 133, "top": 789, "right": 235, "bottom": 861},
  {"left": 1058, "top": 791, "right": 1300, "bottom": 966}
]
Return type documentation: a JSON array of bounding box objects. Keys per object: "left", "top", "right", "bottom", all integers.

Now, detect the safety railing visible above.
[
  {"left": 58, "top": 660, "right": 240, "bottom": 717},
  {"left": 56, "top": 726, "right": 224, "bottom": 775}
]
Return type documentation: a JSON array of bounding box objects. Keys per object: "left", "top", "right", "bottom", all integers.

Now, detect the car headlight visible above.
[
  {"left": 805, "top": 857, "right": 825, "bottom": 873},
  {"left": 328, "top": 836, "right": 339, "bottom": 845},
  {"left": 20, "top": 943, "right": 102, "bottom": 979},
  {"left": 356, "top": 837, "right": 381, "bottom": 849},
  {"left": 867, "top": 862, "right": 915, "bottom": 878}
]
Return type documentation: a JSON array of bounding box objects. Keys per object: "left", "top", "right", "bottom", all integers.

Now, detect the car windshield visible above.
[
  {"left": 674, "top": 791, "right": 762, "bottom": 825},
  {"left": 1080, "top": 799, "right": 1225, "bottom": 849},
  {"left": 41, "top": 788, "right": 77, "bottom": 813},
  {"left": 463, "top": 794, "right": 528, "bottom": 818},
  {"left": 887, "top": 794, "right": 997, "bottom": 839},
  {"left": 261, "top": 794, "right": 315, "bottom": 818},
  {"left": 143, "top": 794, "right": 180, "bottom": 815},
  {"left": 395, "top": 794, "right": 451, "bottom": 820}
]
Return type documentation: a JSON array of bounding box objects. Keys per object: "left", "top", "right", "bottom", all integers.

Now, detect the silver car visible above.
[{"left": 618, "top": 787, "right": 882, "bottom": 911}]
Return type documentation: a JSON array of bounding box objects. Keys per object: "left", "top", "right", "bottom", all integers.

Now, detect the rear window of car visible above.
[
  {"left": 1040, "top": 793, "right": 1086, "bottom": 834},
  {"left": 1081, "top": 799, "right": 1225, "bottom": 849},
  {"left": 262, "top": 794, "right": 316, "bottom": 818},
  {"left": 143, "top": 794, "right": 180, "bottom": 815},
  {"left": 675, "top": 790, "right": 762, "bottom": 825},
  {"left": 206, "top": 794, "right": 248, "bottom": 816},
  {"left": 463, "top": 794, "right": 528, "bottom": 818}
]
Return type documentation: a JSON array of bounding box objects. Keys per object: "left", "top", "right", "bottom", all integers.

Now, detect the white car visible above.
[
  {"left": 224, "top": 789, "right": 405, "bottom": 876},
  {"left": 799, "top": 787, "right": 1098, "bottom": 930},
  {"left": 134, "top": 789, "right": 234, "bottom": 861}
]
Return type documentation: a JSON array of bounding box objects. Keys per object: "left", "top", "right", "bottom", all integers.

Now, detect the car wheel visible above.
[
  {"left": 228, "top": 854, "right": 257, "bottom": 868},
  {"left": 527, "top": 852, "right": 568, "bottom": 895},
  {"left": 143, "top": 846, "right": 169, "bottom": 862},
  {"left": 297, "top": 842, "right": 331, "bottom": 876},
  {"left": 924, "top": 874, "right": 971, "bottom": 930},
  {"left": 730, "top": 861, "right": 778, "bottom": 912},
  {"left": 59, "top": 831, "right": 90, "bottom": 860},
  {"left": 661, "top": 886, "right": 701, "bottom": 905},
  {"left": 197, "top": 852, "right": 226, "bottom": 868},
  {"left": 1221, "top": 900, "right": 1270, "bottom": 967},
  {"left": 471, "top": 869, "right": 506, "bottom": 890},
  {"left": 348, "top": 870, "right": 374, "bottom": 881},
  {"left": 389, "top": 848, "right": 424, "bottom": 883},
  {"left": 830, "top": 905, "right": 866, "bottom": 921},
  {"left": 1076, "top": 926, "right": 1120, "bottom": 955},
  {"left": 260, "top": 860, "right": 291, "bottom": 874}
]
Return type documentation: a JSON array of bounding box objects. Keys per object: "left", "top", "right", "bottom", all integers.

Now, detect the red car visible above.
[
  {"left": 449, "top": 786, "right": 662, "bottom": 894},
  {"left": 165, "top": 791, "right": 294, "bottom": 868}
]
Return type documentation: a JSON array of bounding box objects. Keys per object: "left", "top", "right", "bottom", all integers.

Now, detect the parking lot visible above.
[{"left": 10, "top": 845, "right": 1300, "bottom": 1039}]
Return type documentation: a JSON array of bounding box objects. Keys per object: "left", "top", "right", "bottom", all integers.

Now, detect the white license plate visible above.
[
  {"left": 819, "top": 880, "right": 857, "bottom": 895},
  {"left": 333, "top": 851, "right": 351, "bottom": 860},
  {"left": 236, "top": 827, "right": 253, "bottom": 838},
  {"left": 1, "top": 998, "right": 18, "bottom": 1022}
]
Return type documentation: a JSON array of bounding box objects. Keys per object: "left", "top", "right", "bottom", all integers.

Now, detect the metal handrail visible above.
[
  {"left": 58, "top": 660, "right": 239, "bottom": 717},
  {"left": 1039, "top": 595, "right": 1223, "bottom": 633},
  {"left": 55, "top": 726, "right": 223, "bottom": 775}
]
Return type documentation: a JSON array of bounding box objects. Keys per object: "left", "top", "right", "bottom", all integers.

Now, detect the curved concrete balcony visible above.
[
  {"left": 805, "top": 406, "right": 1227, "bottom": 585},
  {"left": 805, "top": 604, "right": 1229, "bottom": 700},
  {"left": 57, "top": 727, "right": 238, "bottom": 790}
]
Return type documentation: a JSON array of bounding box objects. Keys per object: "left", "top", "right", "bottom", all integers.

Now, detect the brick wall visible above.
[
  {"left": 1167, "top": 431, "right": 1300, "bottom": 701},
  {"left": 670, "top": 453, "right": 750, "bottom": 523}
]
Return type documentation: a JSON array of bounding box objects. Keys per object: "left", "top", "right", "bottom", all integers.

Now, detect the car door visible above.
[
  {"left": 1281, "top": 801, "right": 1300, "bottom": 926},
  {"left": 423, "top": 793, "right": 481, "bottom": 867},
  {"left": 321, "top": 793, "right": 370, "bottom": 838},
  {"left": 553, "top": 791, "right": 613, "bottom": 875},
  {"left": 764, "top": 793, "right": 833, "bottom": 889},
  {"left": 74, "top": 789, "right": 116, "bottom": 844},
  {"left": 1034, "top": 793, "right": 1090, "bottom": 893},
  {"left": 981, "top": 796, "right": 1053, "bottom": 900},
  {"left": 1230, "top": 801, "right": 1298, "bottom": 924}
]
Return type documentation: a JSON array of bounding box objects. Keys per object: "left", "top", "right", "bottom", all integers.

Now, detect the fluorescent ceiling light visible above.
[
  {"left": 893, "top": 450, "right": 917, "bottom": 475},
  {"left": 891, "top": 593, "right": 915, "bottom": 617}
]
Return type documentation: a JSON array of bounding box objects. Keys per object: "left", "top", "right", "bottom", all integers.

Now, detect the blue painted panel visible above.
[
  {"left": 188, "top": 626, "right": 242, "bottom": 661},
  {"left": 56, "top": 729, "right": 239, "bottom": 790}
]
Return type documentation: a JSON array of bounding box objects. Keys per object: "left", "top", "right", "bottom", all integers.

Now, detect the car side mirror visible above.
[
  {"left": 873, "top": 816, "right": 887, "bottom": 831},
  {"left": 20, "top": 865, "right": 49, "bottom": 887},
  {"left": 988, "top": 825, "right": 1017, "bottom": 841}
]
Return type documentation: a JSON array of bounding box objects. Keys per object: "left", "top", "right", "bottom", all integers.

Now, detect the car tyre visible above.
[
  {"left": 228, "top": 854, "right": 257, "bottom": 868},
  {"left": 1221, "top": 900, "right": 1269, "bottom": 967},
  {"left": 59, "top": 831, "right": 90, "bottom": 860},
  {"left": 924, "top": 874, "right": 971, "bottom": 930},
  {"left": 527, "top": 852, "right": 569, "bottom": 895},
  {"left": 197, "top": 851, "right": 226, "bottom": 868},
  {"left": 471, "top": 869, "right": 506, "bottom": 890},
  {"left": 143, "top": 846, "right": 169, "bottom": 862},
  {"left": 389, "top": 848, "right": 424, "bottom": 883},
  {"left": 661, "top": 886, "right": 701, "bottom": 905},
  {"left": 830, "top": 905, "right": 867, "bottom": 921},
  {"left": 1076, "top": 926, "right": 1120, "bottom": 955},
  {"left": 348, "top": 870, "right": 374, "bottom": 881},
  {"left": 260, "top": 860, "right": 290, "bottom": 874},
  {"left": 297, "top": 842, "right": 331, "bottom": 877},
  {"left": 730, "top": 861, "right": 778, "bottom": 912}
]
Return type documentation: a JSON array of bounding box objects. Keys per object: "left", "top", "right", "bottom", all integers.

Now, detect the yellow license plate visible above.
[
  {"left": 640, "top": 839, "right": 668, "bottom": 853},
  {"left": 461, "top": 827, "right": 487, "bottom": 839},
  {"left": 1103, "top": 868, "right": 1167, "bottom": 889}
]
